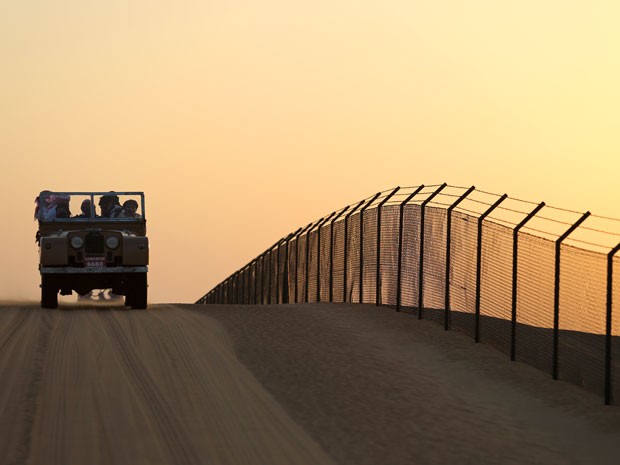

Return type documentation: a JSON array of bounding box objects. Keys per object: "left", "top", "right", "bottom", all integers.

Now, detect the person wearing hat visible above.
[{"left": 98, "top": 192, "right": 122, "bottom": 218}]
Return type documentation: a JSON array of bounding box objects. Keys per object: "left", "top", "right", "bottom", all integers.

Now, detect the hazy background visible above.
[{"left": 1, "top": 1, "right": 619, "bottom": 303}]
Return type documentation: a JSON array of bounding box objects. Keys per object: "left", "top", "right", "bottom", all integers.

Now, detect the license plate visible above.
[{"left": 84, "top": 257, "right": 105, "bottom": 268}]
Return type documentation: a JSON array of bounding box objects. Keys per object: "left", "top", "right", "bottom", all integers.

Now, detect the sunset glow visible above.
[{"left": 2, "top": 1, "right": 619, "bottom": 302}]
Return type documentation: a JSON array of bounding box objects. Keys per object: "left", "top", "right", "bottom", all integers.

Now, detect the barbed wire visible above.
[
  {"left": 563, "top": 237, "right": 614, "bottom": 250},
  {"left": 579, "top": 226, "right": 620, "bottom": 237},
  {"left": 590, "top": 213, "right": 620, "bottom": 222},
  {"left": 262, "top": 185, "right": 620, "bottom": 256}
]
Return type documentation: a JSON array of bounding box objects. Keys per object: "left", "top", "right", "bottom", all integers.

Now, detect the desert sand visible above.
[{"left": 0, "top": 302, "right": 619, "bottom": 465}]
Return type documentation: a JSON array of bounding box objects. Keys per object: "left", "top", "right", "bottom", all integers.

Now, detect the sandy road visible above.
[
  {"left": 0, "top": 302, "right": 619, "bottom": 465},
  {"left": 0, "top": 303, "right": 335, "bottom": 465}
]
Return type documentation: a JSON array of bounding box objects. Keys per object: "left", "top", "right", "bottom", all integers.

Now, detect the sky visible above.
[{"left": 1, "top": 1, "right": 619, "bottom": 303}]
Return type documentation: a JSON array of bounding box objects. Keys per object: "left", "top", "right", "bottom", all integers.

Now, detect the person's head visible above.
[
  {"left": 34, "top": 190, "right": 52, "bottom": 219},
  {"left": 99, "top": 193, "right": 119, "bottom": 215},
  {"left": 81, "top": 199, "right": 91, "bottom": 216},
  {"left": 36, "top": 190, "right": 52, "bottom": 204},
  {"left": 122, "top": 199, "right": 139, "bottom": 216}
]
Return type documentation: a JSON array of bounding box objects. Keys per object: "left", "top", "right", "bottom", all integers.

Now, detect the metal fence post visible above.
[
  {"left": 267, "top": 249, "right": 273, "bottom": 305},
  {"left": 254, "top": 258, "right": 260, "bottom": 304},
  {"left": 305, "top": 226, "right": 312, "bottom": 303},
  {"left": 242, "top": 267, "right": 247, "bottom": 304},
  {"left": 511, "top": 202, "right": 546, "bottom": 361},
  {"left": 376, "top": 187, "right": 400, "bottom": 306},
  {"left": 317, "top": 212, "right": 337, "bottom": 302},
  {"left": 360, "top": 192, "right": 382, "bottom": 304},
  {"left": 274, "top": 241, "right": 282, "bottom": 305},
  {"left": 396, "top": 186, "right": 424, "bottom": 311},
  {"left": 444, "top": 186, "right": 475, "bottom": 328},
  {"left": 240, "top": 270, "right": 245, "bottom": 304},
  {"left": 344, "top": 200, "right": 366, "bottom": 303},
  {"left": 605, "top": 242, "right": 620, "bottom": 405},
  {"left": 474, "top": 194, "right": 508, "bottom": 342},
  {"left": 259, "top": 254, "right": 265, "bottom": 304},
  {"left": 330, "top": 207, "right": 350, "bottom": 302},
  {"left": 232, "top": 272, "right": 238, "bottom": 304},
  {"left": 275, "top": 238, "right": 288, "bottom": 304},
  {"left": 552, "top": 212, "right": 591, "bottom": 379},
  {"left": 418, "top": 183, "right": 447, "bottom": 319},
  {"left": 242, "top": 268, "right": 247, "bottom": 304},
  {"left": 275, "top": 237, "right": 286, "bottom": 304}
]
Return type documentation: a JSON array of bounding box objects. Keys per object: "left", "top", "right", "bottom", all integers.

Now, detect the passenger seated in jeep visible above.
[
  {"left": 34, "top": 192, "right": 71, "bottom": 220},
  {"left": 74, "top": 199, "right": 93, "bottom": 218},
  {"left": 55, "top": 203, "right": 71, "bottom": 218},
  {"left": 117, "top": 199, "right": 141, "bottom": 219},
  {"left": 98, "top": 193, "right": 122, "bottom": 218}
]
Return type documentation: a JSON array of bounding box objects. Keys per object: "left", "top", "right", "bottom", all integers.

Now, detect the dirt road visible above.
[{"left": 1, "top": 302, "right": 619, "bottom": 465}]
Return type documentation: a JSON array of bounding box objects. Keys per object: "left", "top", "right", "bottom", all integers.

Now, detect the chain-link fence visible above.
[{"left": 196, "top": 184, "right": 620, "bottom": 405}]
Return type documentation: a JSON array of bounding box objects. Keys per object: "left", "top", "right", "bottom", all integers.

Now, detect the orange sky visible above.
[{"left": 1, "top": 1, "right": 619, "bottom": 303}]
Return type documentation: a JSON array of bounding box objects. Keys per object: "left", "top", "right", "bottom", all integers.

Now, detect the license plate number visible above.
[{"left": 85, "top": 257, "right": 105, "bottom": 268}]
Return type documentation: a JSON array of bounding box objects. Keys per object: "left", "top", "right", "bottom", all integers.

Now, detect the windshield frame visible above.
[{"left": 36, "top": 191, "right": 146, "bottom": 222}]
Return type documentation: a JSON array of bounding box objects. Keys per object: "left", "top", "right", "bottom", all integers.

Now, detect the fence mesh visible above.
[
  {"left": 479, "top": 221, "right": 514, "bottom": 354},
  {"left": 296, "top": 235, "right": 307, "bottom": 304},
  {"left": 422, "top": 207, "right": 447, "bottom": 323},
  {"left": 201, "top": 185, "right": 620, "bottom": 404},
  {"left": 558, "top": 244, "right": 606, "bottom": 395},
  {"left": 319, "top": 225, "right": 331, "bottom": 302},
  {"left": 307, "top": 229, "right": 319, "bottom": 303},
  {"left": 288, "top": 238, "right": 297, "bottom": 303},
  {"left": 361, "top": 209, "right": 378, "bottom": 304},
  {"left": 346, "top": 213, "right": 361, "bottom": 303},
  {"left": 379, "top": 205, "right": 400, "bottom": 307},
  {"left": 332, "top": 220, "right": 346, "bottom": 302},
  {"left": 449, "top": 210, "right": 478, "bottom": 337},
  {"left": 400, "top": 204, "right": 421, "bottom": 309},
  {"left": 613, "top": 255, "right": 620, "bottom": 403},
  {"left": 516, "top": 233, "right": 555, "bottom": 373}
]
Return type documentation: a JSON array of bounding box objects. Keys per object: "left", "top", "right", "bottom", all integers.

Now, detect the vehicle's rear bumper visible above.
[{"left": 40, "top": 266, "right": 148, "bottom": 274}]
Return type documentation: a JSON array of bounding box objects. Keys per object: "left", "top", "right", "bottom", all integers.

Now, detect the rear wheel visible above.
[
  {"left": 41, "top": 276, "right": 58, "bottom": 309},
  {"left": 129, "top": 273, "right": 147, "bottom": 309}
]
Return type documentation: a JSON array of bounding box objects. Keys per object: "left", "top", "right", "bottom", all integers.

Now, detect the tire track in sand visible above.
[
  {"left": 5, "top": 309, "right": 54, "bottom": 465},
  {"left": 1, "top": 305, "right": 338, "bottom": 465},
  {"left": 99, "top": 310, "right": 202, "bottom": 465}
]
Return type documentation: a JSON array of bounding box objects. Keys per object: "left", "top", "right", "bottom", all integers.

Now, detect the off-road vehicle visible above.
[{"left": 36, "top": 191, "right": 149, "bottom": 309}]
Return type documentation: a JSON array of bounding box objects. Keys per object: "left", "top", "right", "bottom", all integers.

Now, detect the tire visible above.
[
  {"left": 130, "top": 273, "right": 148, "bottom": 310},
  {"left": 41, "top": 276, "right": 58, "bottom": 309}
]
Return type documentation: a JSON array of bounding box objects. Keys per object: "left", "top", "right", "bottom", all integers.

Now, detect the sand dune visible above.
[{"left": 0, "top": 302, "right": 619, "bottom": 465}]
